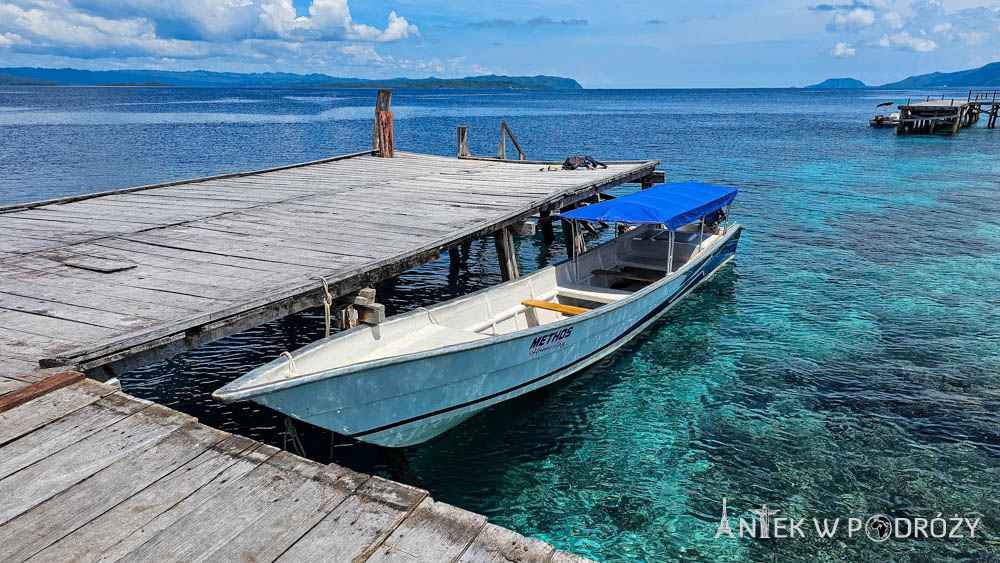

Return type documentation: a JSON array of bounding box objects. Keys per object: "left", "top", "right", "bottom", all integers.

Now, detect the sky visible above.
[{"left": 0, "top": 0, "right": 999, "bottom": 87}]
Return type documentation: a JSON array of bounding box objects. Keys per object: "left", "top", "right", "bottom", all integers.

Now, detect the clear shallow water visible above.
[{"left": 2, "top": 86, "right": 999, "bottom": 561}]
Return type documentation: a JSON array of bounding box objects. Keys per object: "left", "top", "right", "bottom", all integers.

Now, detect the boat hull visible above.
[{"left": 247, "top": 227, "right": 743, "bottom": 447}]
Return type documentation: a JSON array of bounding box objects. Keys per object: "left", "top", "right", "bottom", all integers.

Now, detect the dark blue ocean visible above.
[{"left": 2, "top": 86, "right": 998, "bottom": 561}]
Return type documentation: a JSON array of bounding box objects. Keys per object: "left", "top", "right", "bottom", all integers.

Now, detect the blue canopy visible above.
[{"left": 559, "top": 181, "right": 738, "bottom": 232}]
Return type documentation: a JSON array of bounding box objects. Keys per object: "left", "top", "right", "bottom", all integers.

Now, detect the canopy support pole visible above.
[
  {"left": 697, "top": 218, "right": 704, "bottom": 253},
  {"left": 723, "top": 203, "right": 731, "bottom": 235},
  {"left": 667, "top": 231, "right": 675, "bottom": 274}
]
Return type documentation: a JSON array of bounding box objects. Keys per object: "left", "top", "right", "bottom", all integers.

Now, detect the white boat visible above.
[
  {"left": 214, "top": 182, "right": 744, "bottom": 447},
  {"left": 869, "top": 101, "right": 900, "bottom": 127}
]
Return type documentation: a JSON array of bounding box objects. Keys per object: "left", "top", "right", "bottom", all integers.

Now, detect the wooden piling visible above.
[
  {"left": 493, "top": 227, "right": 519, "bottom": 281},
  {"left": 371, "top": 90, "right": 392, "bottom": 152},
  {"left": 376, "top": 110, "right": 394, "bottom": 157},
  {"left": 500, "top": 121, "right": 527, "bottom": 160},
  {"left": 457, "top": 126, "right": 471, "bottom": 157},
  {"left": 540, "top": 211, "right": 555, "bottom": 245}
]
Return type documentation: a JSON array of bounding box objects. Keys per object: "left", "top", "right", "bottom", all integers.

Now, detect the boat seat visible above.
[
  {"left": 521, "top": 299, "right": 590, "bottom": 316},
  {"left": 591, "top": 269, "right": 661, "bottom": 284},
  {"left": 361, "top": 324, "right": 488, "bottom": 362},
  {"left": 557, "top": 284, "right": 632, "bottom": 304}
]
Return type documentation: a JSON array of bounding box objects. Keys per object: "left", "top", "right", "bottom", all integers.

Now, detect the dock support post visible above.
[
  {"left": 540, "top": 210, "right": 555, "bottom": 245},
  {"left": 372, "top": 90, "right": 392, "bottom": 152},
  {"left": 457, "top": 126, "right": 471, "bottom": 157},
  {"left": 449, "top": 246, "right": 463, "bottom": 271},
  {"left": 498, "top": 126, "right": 507, "bottom": 160},
  {"left": 493, "top": 227, "right": 519, "bottom": 281}
]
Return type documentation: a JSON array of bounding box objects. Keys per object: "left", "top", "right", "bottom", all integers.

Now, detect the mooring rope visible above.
[
  {"left": 279, "top": 351, "right": 298, "bottom": 379},
  {"left": 309, "top": 275, "right": 334, "bottom": 338},
  {"left": 283, "top": 417, "right": 306, "bottom": 457},
  {"left": 417, "top": 306, "right": 440, "bottom": 324}
]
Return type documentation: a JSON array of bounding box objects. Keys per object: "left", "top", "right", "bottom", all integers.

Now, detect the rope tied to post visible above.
[{"left": 310, "top": 275, "right": 333, "bottom": 338}]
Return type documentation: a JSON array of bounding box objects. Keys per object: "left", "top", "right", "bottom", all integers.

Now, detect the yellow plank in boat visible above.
[{"left": 521, "top": 299, "right": 591, "bottom": 316}]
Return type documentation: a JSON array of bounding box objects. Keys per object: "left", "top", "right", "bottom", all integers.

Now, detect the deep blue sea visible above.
[{"left": 2, "top": 86, "right": 999, "bottom": 561}]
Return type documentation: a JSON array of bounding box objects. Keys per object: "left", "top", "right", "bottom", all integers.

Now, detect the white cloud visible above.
[
  {"left": 829, "top": 8, "right": 875, "bottom": 32},
  {"left": 832, "top": 42, "right": 855, "bottom": 56},
  {"left": 883, "top": 11, "right": 903, "bottom": 29},
  {"left": 339, "top": 43, "right": 383, "bottom": 64},
  {"left": 932, "top": 22, "right": 952, "bottom": 33},
  {"left": 890, "top": 31, "right": 938, "bottom": 52}
]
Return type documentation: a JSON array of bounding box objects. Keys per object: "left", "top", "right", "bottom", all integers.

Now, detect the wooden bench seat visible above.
[
  {"left": 521, "top": 299, "right": 590, "bottom": 317},
  {"left": 557, "top": 284, "right": 632, "bottom": 304}
]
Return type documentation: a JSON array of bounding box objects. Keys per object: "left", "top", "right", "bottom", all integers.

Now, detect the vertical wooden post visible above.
[
  {"left": 371, "top": 89, "right": 392, "bottom": 154},
  {"left": 377, "top": 110, "right": 394, "bottom": 157},
  {"left": 498, "top": 127, "right": 507, "bottom": 160},
  {"left": 539, "top": 210, "right": 555, "bottom": 245},
  {"left": 457, "top": 126, "right": 471, "bottom": 157},
  {"left": 501, "top": 121, "right": 527, "bottom": 160},
  {"left": 449, "top": 246, "right": 463, "bottom": 271},
  {"left": 493, "top": 227, "right": 519, "bottom": 281}
]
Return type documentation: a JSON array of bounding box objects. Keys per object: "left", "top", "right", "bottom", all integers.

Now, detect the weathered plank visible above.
[
  {"left": 458, "top": 523, "right": 555, "bottom": 563},
  {"left": 366, "top": 498, "right": 488, "bottom": 562},
  {"left": 84, "top": 442, "right": 281, "bottom": 563},
  {"left": 0, "top": 370, "right": 84, "bottom": 414},
  {"left": 0, "top": 379, "right": 116, "bottom": 445},
  {"left": 117, "top": 451, "right": 360, "bottom": 562},
  {"left": 0, "top": 422, "right": 226, "bottom": 563},
  {"left": 0, "top": 402, "right": 192, "bottom": 525},
  {"left": 276, "top": 475, "right": 428, "bottom": 562}
]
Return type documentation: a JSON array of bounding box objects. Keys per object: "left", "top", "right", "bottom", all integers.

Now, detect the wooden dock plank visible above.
[
  {"left": 0, "top": 402, "right": 192, "bottom": 526},
  {"left": 275, "top": 475, "right": 428, "bottom": 563},
  {"left": 115, "top": 451, "right": 355, "bottom": 563},
  {"left": 0, "top": 379, "right": 116, "bottom": 445},
  {"left": 0, "top": 393, "right": 148, "bottom": 482},
  {"left": 458, "top": 523, "right": 555, "bottom": 563},
  {"left": 0, "top": 422, "right": 227, "bottom": 563},
  {"left": 80, "top": 442, "right": 281, "bottom": 563},
  {"left": 366, "top": 498, "right": 488, "bottom": 562}
]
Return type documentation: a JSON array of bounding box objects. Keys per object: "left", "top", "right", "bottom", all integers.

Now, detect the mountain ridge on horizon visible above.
[
  {"left": 807, "top": 61, "right": 1000, "bottom": 89},
  {"left": 0, "top": 67, "right": 582, "bottom": 89}
]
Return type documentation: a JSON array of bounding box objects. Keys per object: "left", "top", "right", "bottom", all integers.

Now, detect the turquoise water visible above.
[{"left": 2, "top": 87, "right": 998, "bottom": 561}]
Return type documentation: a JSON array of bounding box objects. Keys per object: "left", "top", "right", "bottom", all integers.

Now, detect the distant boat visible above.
[
  {"left": 214, "top": 182, "right": 744, "bottom": 447},
  {"left": 869, "top": 101, "right": 900, "bottom": 127}
]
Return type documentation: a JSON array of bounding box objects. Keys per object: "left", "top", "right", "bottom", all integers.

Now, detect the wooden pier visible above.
[
  {"left": 0, "top": 91, "right": 663, "bottom": 560},
  {"left": 896, "top": 89, "right": 1000, "bottom": 135},
  {"left": 0, "top": 375, "right": 589, "bottom": 562},
  {"left": 0, "top": 150, "right": 659, "bottom": 384}
]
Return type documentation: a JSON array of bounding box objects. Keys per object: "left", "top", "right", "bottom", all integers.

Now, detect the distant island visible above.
[
  {"left": 99, "top": 81, "right": 174, "bottom": 87},
  {"left": 0, "top": 72, "right": 58, "bottom": 86},
  {"left": 805, "top": 77, "right": 866, "bottom": 89},
  {"left": 808, "top": 61, "right": 1000, "bottom": 89},
  {"left": 0, "top": 67, "right": 582, "bottom": 90},
  {"left": 879, "top": 61, "right": 1000, "bottom": 88}
]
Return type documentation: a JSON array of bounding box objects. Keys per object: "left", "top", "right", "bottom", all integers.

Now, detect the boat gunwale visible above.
[{"left": 213, "top": 223, "right": 744, "bottom": 402}]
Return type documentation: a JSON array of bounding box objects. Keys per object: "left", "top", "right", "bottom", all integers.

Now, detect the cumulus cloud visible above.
[
  {"left": 832, "top": 41, "right": 855, "bottom": 56},
  {"left": 827, "top": 7, "right": 876, "bottom": 32},
  {"left": 889, "top": 31, "right": 937, "bottom": 52},
  {"left": 0, "top": 0, "right": 418, "bottom": 63}
]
